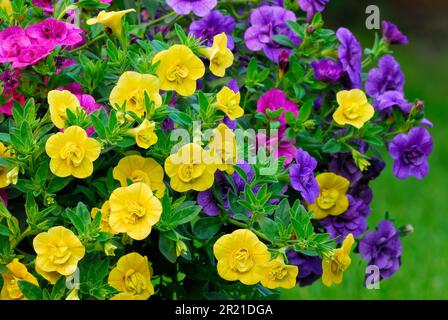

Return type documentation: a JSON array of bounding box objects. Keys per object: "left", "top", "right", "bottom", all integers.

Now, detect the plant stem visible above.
[
  {"left": 227, "top": 219, "right": 273, "bottom": 244},
  {"left": 148, "top": 12, "right": 176, "bottom": 26}
]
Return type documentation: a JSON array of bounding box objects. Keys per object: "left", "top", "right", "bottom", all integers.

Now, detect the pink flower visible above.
[
  {"left": 0, "top": 189, "right": 8, "bottom": 207},
  {"left": 26, "top": 18, "right": 84, "bottom": 49},
  {"left": 256, "top": 128, "right": 297, "bottom": 165},
  {"left": 0, "top": 92, "right": 26, "bottom": 115},
  {"left": 256, "top": 88, "right": 298, "bottom": 125},
  {"left": 0, "top": 26, "right": 31, "bottom": 64},
  {"left": 12, "top": 43, "right": 53, "bottom": 69},
  {"left": 32, "top": 0, "right": 54, "bottom": 14}
]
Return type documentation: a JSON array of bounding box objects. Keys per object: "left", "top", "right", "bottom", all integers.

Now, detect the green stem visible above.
[
  {"left": 72, "top": 33, "right": 107, "bottom": 52},
  {"left": 148, "top": 12, "right": 176, "bottom": 26},
  {"left": 228, "top": 219, "right": 273, "bottom": 244}
]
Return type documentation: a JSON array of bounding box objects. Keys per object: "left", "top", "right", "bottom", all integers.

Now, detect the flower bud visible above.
[
  {"left": 176, "top": 240, "right": 188, "bottom": 257},
  {"left": 104, "top": 242, "right": 118, "bottom": 256}
]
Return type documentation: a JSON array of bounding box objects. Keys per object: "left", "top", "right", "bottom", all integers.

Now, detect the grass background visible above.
[{"left": 282, "top": 0, "right": 448, "bottom": 299}]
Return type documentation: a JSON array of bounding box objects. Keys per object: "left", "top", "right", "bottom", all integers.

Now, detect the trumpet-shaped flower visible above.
[
  {"left": 33, "top": 226, "right": 85, "bottom": 284},
  {"left": 153, "top": 45, "right": 205, "bottom": 96},
  {"left": 128, "top": 119, "right": 158, "bottom": 149},
  {"left": 109, "top": 71, "right": 162, "bottom": 119},
  {"left": 1, "top": 259, "right": 39, "bottom": 300},
  {"left": 48, "top": 90, "right": 82, "bottom": 129},
  {"left": 201, "top": 33, "right": 233, "bottom": 77},
  {"left": 208, "top": 123, "right": 238, "bottom": 174},
  {"left": 108, "top": 182, "right": 162, "bottom": 240},
  {"left": 108, "top": 252, "right": 154, "bottom": 300},
  {"left": 213, "top": 229, "right": 270, "bottom": 285},
  {"left": 91, "top": 201, "right": 117, "bottom": 234},
  {"left": 45, "top": 126, "right": 101, "bottom": 179},
  {"left": 0, "top": 0, "right": 12, "bottom": 16},
  {"left": 113, "top": 155, "right": 165, "bottom": 198},
  {"left": 333, "top": 89, "right": 374, "bottom": 129},
  {"left": 254, "top": 257, "right": 298, "bottom": 289},
  {"left": 164, "top": 143, "right": 216, "bottom": 192},
  {"left": 0, "top": 142, "right": 18, "bottom": 188},
  {"left": 213, "top": 86, "right": 244, "bottom": 120},
  {"left": 308, "top": 172, "right": 349, "bottom": 219},
  {"left": 87, "top": 9, "right": 136, "bottom": 36},
  {"left": 322, "top": 233, "right": 354, "bottom": 287}
]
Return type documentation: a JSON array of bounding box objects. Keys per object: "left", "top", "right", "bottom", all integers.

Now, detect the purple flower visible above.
[
  {"left": 189, "top": 11, "right": 236, "bottom": 49},
  {"left": 359, "top": 220, "right": 402, "bottom": 279},
  {"left": 287, "top": 251, "right": 322, "bottom": 286},
  {"left": 297, "top": 0, "right": 330, "bottom": 21},
  {"left": 382, "top": 20, "right": 408, "bottom": 45},
  {"left": 329, "top": 153, "right": 362, "bottom": 183},
  {"left": 32, "top": 0, "right": 53, "bottom": 14},
  {"left": 289, "top": 148, "right": 319, "bottom": 203},
  {"left": 320, "top": 195, "right": 369, "bottom": 243},
  {"left": 257, "top": 88, "right": 298, "bottom": 125},
  {"left": 0, "top": 70, "right": 20, "bottom": 93},
  {"left": 336, "top": 27, "right": 362, "bottom": 89},
  {"left": 166, "top": 0, "right": 217, "bottom": 17},
  {"left": 365, "top": 54, "right": 404, "bottom": 98},
  {"left": 388, "top": 127, "right": 433, "bottom": 180},
  {"left": 373, "top": 90, "right": 412, "bottom": 114},
  {"left": 26, "top": 18, "right": 84, "bottom": 49},
  {"left": 311, "top": 59, "right": 343, "bottom": 83},
  {"left": 244, "top": 6, "right": 302, "bottom": 63}
]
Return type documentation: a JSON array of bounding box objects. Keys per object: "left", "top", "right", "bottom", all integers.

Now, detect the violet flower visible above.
[
  {"left": 189, "top": 11, "right": 236, "bottom": 49},
  {"left": 382, "top": 20, "right": 408, "bottom": 45},
  {"left": 311, "top": 59, "right": 343, "bottom": 83},
  {"left": 365, "top": 54, "right": 404, "bottom": 99},
  {"left": 289, "top": 148, "right": 319, "bottom": 203},
  {"left": 336, "top": 27, "right": 362, "bottom": 89},
  {"left": 166, "top": 0, "right": 217, "bottom": 17},
  {"left": 287, "top": 251, "right": 322, "bottom": 286},
  {"left": 297, "top": 0, "right": 330, "bottom": 21}
]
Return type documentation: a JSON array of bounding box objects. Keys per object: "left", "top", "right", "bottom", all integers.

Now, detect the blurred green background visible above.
[{"left": 283, "top": 0, "right": 448, "bottom": 299}]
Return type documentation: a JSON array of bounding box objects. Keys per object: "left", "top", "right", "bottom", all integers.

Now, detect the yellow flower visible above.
[
  {"left": 108, "top": 252, "right": 154, "bottom": 300},
  {"left": 0, "top": 259, "right": 39, "bottom": 300},
  {"left": 128, "top": 119, "right": 158, "bottom": 149},
  {"left": 164, "top": 143, "right": 216, "bottom": 192},
  {"left": 254, "top": 257, "right": 298, "bottom": 289},
  {"left": 322, "top": 233, "right": 355, "bottom": 287},
  {"left": 213, "top": 86, "right": 244, "bottom": 120},
  {"left": 0, "top": 142, "right": 18, "bottom": 188},
  {"left": 48, "top": 90, "right": 82, "bottom": 129},
  {"left": 91, "top": 201, "right": 117, "bottom": 234},
  {"left": 153, "top": 44, "right": 205, "bottom": 96},
  {"left": 109, "top": 182, "right": 162, "bottom": 240},
  {"left": 200, "top": 33, "right": 234, "bottom": 77},
  {"left": 45, "top": 126, "right": 101, "bottom": 179},
  {"left": 308, "top": 172, "right": 349, "bottom": 220},
  {"left": 33, "top": 226, "right": 85, "bottom": 284},
  {"left": 0, "top": 0, "right": 12, "bottom": 16},
  {"left": 208, "top": 123, "right": 237, "bottom": 174},
  {"left": 109, "top": 71, "right": 162, "bottom": 119},
  {"left": 113, "top": 155, "right": 165, "bottom": 198},
  {"left": 87, "top": 9, "right": 136, "bottom": 36},
  {"left": 213, "top": 229, "right": 270, "bottom": 285},
  {"left": 333, "top": 89, "right": 374, "bottom": 129}
]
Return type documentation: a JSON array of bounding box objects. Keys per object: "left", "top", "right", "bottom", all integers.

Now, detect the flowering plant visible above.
[{"left": 0, "top": 0, "right": 433, "bottom": 300}]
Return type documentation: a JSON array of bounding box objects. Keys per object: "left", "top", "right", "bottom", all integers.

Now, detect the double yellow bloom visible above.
[{"left": 1, "top": 259, "right": 39, "bottom": 300}]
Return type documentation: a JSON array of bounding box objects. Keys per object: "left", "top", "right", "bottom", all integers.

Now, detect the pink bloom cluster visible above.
[{"left": 0, "top": 18, "right": 83, "bottom": 69}]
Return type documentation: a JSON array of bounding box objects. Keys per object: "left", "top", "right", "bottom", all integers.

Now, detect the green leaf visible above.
[
  {"left": 159, "top": 232, "right": 177, "bottom": 263},
  {"left": 192, "top": 217, "right": 222, "bottom": 239},
  {"left": 47, "top": 177, "right": 73, "bottom": 193},
  {"left": 322, "top": 138, "right": 342, "bottom": 153},
  {"left": 50, "top": 276, "right": 66, "bottom": 300},
  {"left": 298, "top": 100, "right": 313, "bottom": 123},
  {"left": 18, "top": 280, "right": 43, "bottom": 300},
  {"left": 0, "top": 224, "right": 12, "bottom": 237},
  {"left": 272, "top": 34, "right": 295, "bottom": 48},
  {"left": 174, "top": 23, "right": 187, "bottom": 43}
]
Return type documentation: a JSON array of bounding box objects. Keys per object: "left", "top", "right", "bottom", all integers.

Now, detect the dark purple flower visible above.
[
  {"left": 167, "top": 0, "right": 217, "bottom": 17},
  {"left": 320, "top": 195, "right": 370, "bottom": 243},
  {"left": 287, "top": 251, "right": 322, "bottom": 286},
  {"left": 311, "top": 59, "right": 343, "bottom": 83},
  {"left": 0, "top": 69, "right": 20, "bottom": 93},
  {"left": 244, "top": 6, "right": 302, "bottom": 63},
  {"left": 360, "top": 158, "right": 386, "bottom": 183},
  {"left": 382, "top": 20, "right": 408, "bottom": 45},
  {"left": 289, "top": 148, "right": 319, "bottom": 203},
  {"left": 336, "top": 28, "right": 362, "bottom": 89},
  {"left": 162, "top": 117, "right": 175, "bottom": 134},
  {"left": 329, "top": 153, "right": 362, "bottom": 183},
  {"left": 388, "top": 127, "right": 433, "bottom": 180},
  {"left": 365, "top": 54, "right": 404, "bottom": 98},
  {"left": 189, "top": 11, "right": 236, "bottom": 49},
  {"left": 359, "top": 220, "right": 402, "bottom": 279},
  {"left": 349, "top": 183, "right": 373, "bottom": 206},
  {"left": 373, "top": 90, "right": 412, "bottom": 114},
  {"left": 297, "top": 0, "right": 330, "bottom": 21}
]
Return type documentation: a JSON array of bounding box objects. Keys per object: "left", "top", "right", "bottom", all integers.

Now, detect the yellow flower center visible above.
[
  {"left": 166, "top": 65, "right": 188, "bottom": 84},
  {"left": 124, "top": 269, "right": 147, "bottom": 295},
  {"left": 178, "top": 164, "right": 204, "bottom": 182},
  {"left": 343, "top": 103, "right": 360, "bottom": 120},
  {"left": 60, "top": 142, "right": 84, "bottom": 167},
  {"left": 130, "top": 170, "right": 151, "bottom": 186},
  {"left": 267, "top": 264, "right": 288, "bottom": 281},
  {"left": 49, "top": 244, "right": 72, "bottom": 265},
  {"left": 6, "top": 277, "right": 23, "bottom": 300},
  {"left": 229, "top": 248, "right": 254, "bottom": 273},
  {"left": 126, "top": 201, "right": 146, "bottom": 224},
  {"left": 317, "top": 188, "right": 339, "bottom": 210},
  {"left": 330, "top": 253, "right": 347, "bottom": 275},
  {"left": 126, "top": 90, "right": 145, "bottom": 115},
  {"left": 211, "top": 53, "right": 224, "bottom": 67}
]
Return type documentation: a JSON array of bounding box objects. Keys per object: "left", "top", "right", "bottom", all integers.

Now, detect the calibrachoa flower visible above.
[
  {"left": 45, "top": 126, "right": 101, "bottom": 179},
  {"left": 322, "top": 233, "right": 354, "bottom": 287},
  {"left": 113, "top": 155, "right": 166, "bottom": 198},
  {"left": 336, "top": 27, "right": 362, "bottom": 88},
  {"left": 0, "top": 142, "right": 18, "bottom": 188},
  {"left": 208, "top": 123, "right": 238, "bottom": 174},
  {"left": 287, "top": 251, "right": 323, "bottom": 287},
  {"left": 1, "top": 259, "right": 39, "bottom": 300},
  {"left": 153, "top": 44, "right": 205, "bottom": 96},
  {"left": 128, "top": 119, "right": 158, "bottom": 149},
  {"left": 213, "top": 229, "right": 270, "bottom": 285},
  {"left": 382, "top": 20, "right": 408, "bottom": 45},
  {"left": 244, "top": 6, "right": 302, "bottom": 63},
  {"left": 289, "top": 148, "right": 319, "bottom": 203},
  {"left": 109, "top": 71, "right": 162, "bottom": 119},
  {"left": 388, "top": 127, "right": 433, "bottom": 180},
  {"left": 200, "top": 33, "right": 234, "bottom": 77},
  {"left": 254, "top": 257, "right": 298, "bottom": 289},
  {"left": 359, "top": 220, "right": 403, "bottom": 280},
  {"left": 329, "top": 153, "right": 362, "bottom": 183},
  {"left": 311, "top": 59, "right": 343, "bottom": 83},
  {"left": 108, "top": 252, "right": 155, "bottom": 300},
  {"left": 308, "top": 172, "right": 349, "bottom": 219},
  {"left": 33, "top": 226, "right": 85, "bottom": 284},
  {"left": 365, "top": 54, "right": 404, "bottom": 99},
  {"left": 25, "top": 18, "right": 84, "bottom": 49},
  {"left": 257, "top": 88, "right": 298, "bottom": 125},
  {"left": 189, "top": 10, "right": 236, "bottom": 49},
  {"left": 87, "top": 9, "right": 136, "bottom": 37},
  {"left": 167, "top": 0, "right": 217, "bottom": 17},
  {"left": 213, "top": 86, "right": 244, "bottom": 120},
  {"left": 32, "top": 0, "right": 53, "bottom": 14},
  {"left": 333, "top": 89, "right": 374, "bottom": 129},
  {"left": 108, "top": 182, "right": 162, "bottom": 240},
  {"left": 298, "top": 0, "right": 330, "bottom": 21},
  {"left": 91, "top": 201, "right": 117, "bottom": 234},
  {"left": 48, "top": 89, "right": 82, "bottom": 129},
  {"left": 373, "top": 90, "right": 412, "bottom": 114}
]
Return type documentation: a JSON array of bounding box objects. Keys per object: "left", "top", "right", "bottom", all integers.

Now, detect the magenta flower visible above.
[
  {"left": 26, "top": 18, "right": 84, "bottom": 49},
  {"left": 0, "top": 26, "right": 32, "bottom": 64},
  {"left": 166, "top": 0, "right": 217, "bottom": 17},
  {"left": 12, "top": 43, "right": 53, "bottom": 69},
  {"left": 257, "top": 88, "right": 298, "bottom": 125},
  {"left": 32, "top": 0, "right": 54, "bottom": 14}
]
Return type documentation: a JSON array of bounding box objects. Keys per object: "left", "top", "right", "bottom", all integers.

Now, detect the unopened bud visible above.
[
  {"left": 415, "top": 100, "right": 425, "bottom": 111},
  {"left": 175, "top": 240, "right": 188, "bottom": 257},
  {"left": 306, "top": 25, "right": 315, "bottom": 34},
  {"left": 104, "top": 242, "right": 118, "bottom": 256},
  {"left": 400, "top": 224, "right": 414, "bottom": 236}
]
